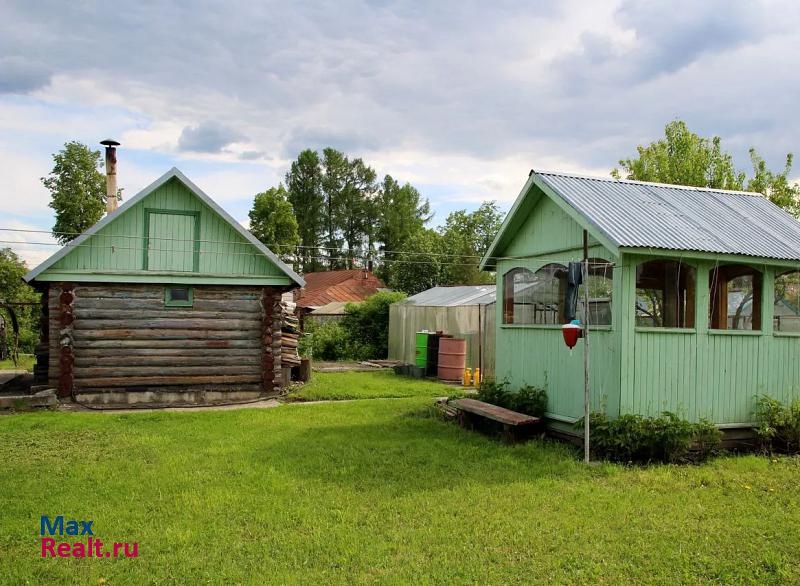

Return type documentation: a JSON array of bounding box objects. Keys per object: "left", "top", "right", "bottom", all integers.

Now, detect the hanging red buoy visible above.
[{"left": 562, "top": 322, "right": 581, "bottom": 349}]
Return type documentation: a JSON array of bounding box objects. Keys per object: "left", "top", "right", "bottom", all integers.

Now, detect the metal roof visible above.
[
  {"left": 535, "top": 171, "right": 800, "bottom": 262},
  {"left": 397, "top": 286, "right": 497, "bottom": 307}
]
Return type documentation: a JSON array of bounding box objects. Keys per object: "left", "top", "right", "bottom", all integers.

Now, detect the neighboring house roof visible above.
[
  {"left": 24, "top": 167, "right": 304, "bottom": 287},
  {"left": 296, "top": 269, "right": 385, "bottom": 308},
  {"left": 482, "top": 170, "right": 800, "bottom": 268},
  {"left": 309, "top": 301, "right": 355, "bottom": 315},
  {"left": 397, "top": 286, "right": 497, "bottom": 307}
]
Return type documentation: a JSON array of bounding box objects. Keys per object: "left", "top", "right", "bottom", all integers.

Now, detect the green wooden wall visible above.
[
  {"left": 494, "top": 185, "right": 800, "bottom": 427},
  {"left": 494, "top": 193, "right": 621, "bottom": 422},
  {"left": 38, "top": 177, "right": 290, "bottom": 285}
]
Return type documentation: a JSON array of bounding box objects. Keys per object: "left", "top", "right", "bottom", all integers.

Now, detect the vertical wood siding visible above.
[{"left": 49, "top": 177, "right": 283, "bottom": 277}]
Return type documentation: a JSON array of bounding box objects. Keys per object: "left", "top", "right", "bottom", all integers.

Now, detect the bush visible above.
[
  {"left": 340, "top": 291, "right": 406, "bottom": 360},
  {"left": 579, "top": 411, "right": 722, "bottom": 464},
  {"left": 476, "top": 380, "right": 548, "bottom": 418},
  {"left": 307, "top": 321, "right": 349, "bottom": 361},
  {"left": 754, "top": 395, "right": 800, "bottom": 454}
]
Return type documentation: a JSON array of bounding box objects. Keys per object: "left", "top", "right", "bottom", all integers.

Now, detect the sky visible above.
[{"left": 2, "top": 0, "right": 799, "bottom": 267}]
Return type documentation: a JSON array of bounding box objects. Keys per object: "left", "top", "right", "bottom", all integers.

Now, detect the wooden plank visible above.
[
  {"left": 74, "top": 354, "right": 261, "bottom": 367},
  {"left": 74, "top": 318, "right": 262, "bottom": 331},
  {"left": 451, "top": 398, "right": 540, "bottom": 426},
  {"left": 73, "top": 338, "right": 261, "bottom": 349},
  {"left": 75, "top": 365, "right": 259, "bottom": 378},
  {"left": 73, "top": 329, "right": 259, "bottom": 340},
  {"left": 71, "top": 299, "right": 261, "bottom": 312},
  {"left": 75, "top": 383, "right": 263, "bottom": 394},
  {"left": 76, "top": 374, "right": 262, "bottom": 388}
]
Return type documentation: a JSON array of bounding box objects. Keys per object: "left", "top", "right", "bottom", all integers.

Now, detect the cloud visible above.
[
  {"left": 177, "top": 122, "right": 245, "bottom": 153},
  {"left": 0, "top": 57, "right": 51, "bottom": 94}
]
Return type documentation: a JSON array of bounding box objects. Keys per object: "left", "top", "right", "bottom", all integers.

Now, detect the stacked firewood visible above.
[{"left": 281, "top": 301, "right": 301, "bottom": 367}]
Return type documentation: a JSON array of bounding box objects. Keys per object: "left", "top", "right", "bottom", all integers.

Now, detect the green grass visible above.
[
  {"left": 1, "top": 397, "right": 799, "bottom": 584},
  {"left": 287, "top": 370, "right": 452, "bottom": 401},
  {"left": 0, "top": 354, "right": 35, "bottom": 371}
]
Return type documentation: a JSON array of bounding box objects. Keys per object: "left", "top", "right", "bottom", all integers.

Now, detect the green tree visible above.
[
  {"left": 336, "top": 157, "right": 377, "bottom": 269},
  {"left": 0, "top": 248, "right": 39, "bottom": 355},
  {"left": 42, "top": 141, "right": 106, "bottom": 243},
  {"left": 321, "top": 148, "right": 347, "bottom": 269},
  {"left": 376, "top": 175, "right": 432, "bottom": 283},
  {"left": 388, "top": 229, "right": 445, "bottom": 295},
  {"left": 285, "top": 150, "right": 324, "bottom": 272},
  {"left": 439, "top": 202, "right": 503, "bottom": 285},
  {"left": 340, "top": 291, "right": 407, "bottom": 359},
  {"left": 248, "top": 184, "right": 300, "bottom": 260},
  {"left": 747, "top": 150, "right": 800, "bottom": 217},
  {"left": 613, "top": 120, "right": 800, "bottom": 216}
]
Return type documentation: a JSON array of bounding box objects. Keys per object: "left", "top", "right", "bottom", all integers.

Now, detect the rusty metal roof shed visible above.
[{"left": 482, "top": 170, "right": 800, "bottom": 267}]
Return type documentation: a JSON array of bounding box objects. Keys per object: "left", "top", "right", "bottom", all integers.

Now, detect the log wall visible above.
[{"left": 47, "top": 283, "right": 284, "bottom": 402}]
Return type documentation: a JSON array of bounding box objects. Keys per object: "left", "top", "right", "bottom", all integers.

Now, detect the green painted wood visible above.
[
  {"left": 492, "top": 185, "right": 800, "bottom": 425},
  {"left": 40, "top": 177, "right": 291, "bottom": 284}
]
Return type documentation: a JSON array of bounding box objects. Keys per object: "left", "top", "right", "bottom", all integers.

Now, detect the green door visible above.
[{"left": 146, "top": 212, "right": 198, "bottom": 272}]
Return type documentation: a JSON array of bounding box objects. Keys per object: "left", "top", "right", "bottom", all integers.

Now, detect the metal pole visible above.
[{"left": 583, "top": 230, "right": 591, "bottom": 463}]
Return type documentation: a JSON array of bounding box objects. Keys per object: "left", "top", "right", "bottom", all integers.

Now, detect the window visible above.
[
  {"left": 577, "top": 258, "right": 613, "bottom": 326},
  {"left": 165, "top": 286, "right": 193, "bottom": 307},
  {"left": 774, "top": 270, "right": 800, "bottom": 332},
  {"left": 709, "top": 265, "right": 762, "bottom": 330},
  {"left": 503, "top": 264, "right": 567, "bottom": 325},
  {"left": 635, "top": 260, "right": 696, "bottom": 328}
]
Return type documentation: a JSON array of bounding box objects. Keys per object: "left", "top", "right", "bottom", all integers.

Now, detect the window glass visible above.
[
  {"left": 709, "top": 265, "right": 762, "bottom": 330},
  {"left": 165, "top": 286, "right": 193, "bottom": 307},
  {"left": 578, "top": 259, "right": 613, "bottom": 326},
  {"left": 774, "top": 271, "right": 800, "bottom": 332},
  {"left": 503, "top": 264, "right": 567, "bottom": 325},
  {"left": 635, "top": 260, "right": 696, "bottom": 328}
]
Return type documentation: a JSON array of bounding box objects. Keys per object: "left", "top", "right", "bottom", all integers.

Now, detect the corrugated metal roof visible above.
[
  {"left": 536, "top": 171, "right": 800, "bottom": 262},
  {"left": 309, "top": 301, "right": 353, "bottom": 315},
  {"left": 398, "top": 286, "right": 496, "bottom": 307}
]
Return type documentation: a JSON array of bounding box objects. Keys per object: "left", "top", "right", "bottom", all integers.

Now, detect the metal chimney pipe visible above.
[{"left": 100, "top": 139, "right": 121, "bottom": 214}]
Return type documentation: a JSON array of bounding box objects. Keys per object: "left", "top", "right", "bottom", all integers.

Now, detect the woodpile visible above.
[{"left": 281, "top": 300, "right": 301, "bottom": 367}]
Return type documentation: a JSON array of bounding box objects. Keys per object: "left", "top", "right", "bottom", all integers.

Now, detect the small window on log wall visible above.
[
  {"left": 775, "top": 270, "right": 800, "bottom": 332},
  {"left": 165, "top": 286, "right": 193, "bottom": 307},
  {"left": 635, "top": 260, "right": 696, "bottom": 328},
  {"left": 709, "top": 265, "right": 762, "bottom": 330},
  {"left": 502, "top": 264, "right": 567, "bottom": 325}
]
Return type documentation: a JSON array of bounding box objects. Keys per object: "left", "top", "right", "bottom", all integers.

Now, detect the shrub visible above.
[
  {"left": 340, "top": 291, "right": 406, "bottom": 359},
  {"left": 580, "top": 411, "right": 722, "bottom": 464},
  {"left": 475, "top": 380, "right": 548, "bottom": 418},
  {"left": 754, "top": 395, "right": 800, "bottom": 454},
  {"left": 308, "top": 321, "right": 350, "bottom": 361}
]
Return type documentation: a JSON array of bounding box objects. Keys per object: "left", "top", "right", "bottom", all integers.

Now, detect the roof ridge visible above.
[{"left": 533, "top": 169, "right": 763, "bottom": 198}]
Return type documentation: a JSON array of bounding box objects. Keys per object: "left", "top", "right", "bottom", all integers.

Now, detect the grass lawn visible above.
[
  {"left": 286, "top": 369, "right": 453, "bottom": 401},
  {"left": 1, "top": 397, "right": 799, "bottom": 583},
  {"left": 0, "top": 354, "right": 35, "bottom": 371}
]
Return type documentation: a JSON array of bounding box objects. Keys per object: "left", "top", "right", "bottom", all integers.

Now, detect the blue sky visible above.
[{"left": 1, "top": 0, "right": 799, "bottom": 267}]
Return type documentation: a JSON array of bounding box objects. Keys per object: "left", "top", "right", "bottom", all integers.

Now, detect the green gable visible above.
[{"left": 25, "top": 168, "right": 303, "bottom": 287}]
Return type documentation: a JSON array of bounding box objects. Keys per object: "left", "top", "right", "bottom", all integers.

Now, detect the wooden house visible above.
[
  {"left": 480, "top": 170, "right": 800, "bottom": 435},
  {"left": 24, "top": 168, "right": 304, "bottom": 405}
]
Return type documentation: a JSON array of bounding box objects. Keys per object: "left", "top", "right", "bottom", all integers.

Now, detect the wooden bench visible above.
[{"left": 450, "top": 398, "right": 541, "bottom": 443}]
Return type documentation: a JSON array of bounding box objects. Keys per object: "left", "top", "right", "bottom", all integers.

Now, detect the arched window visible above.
[
  {"left": 578, "top": 258, "right": 613, "bottom": 326},
  {"left": 635, "top": 260, "right": 696, "bottom": 328},
  {"left": 709, "top": 265, "right": 762, "bottom": 330},
  {"left": 774, "top": 270, "right": 800, "bottom": 332},
  {"left": 502, "top": 264, "right": 567, "bottom": 324}
]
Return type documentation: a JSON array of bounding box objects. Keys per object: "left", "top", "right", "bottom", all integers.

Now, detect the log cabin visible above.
[{"left": 24, "top": 167, "right": 304, "bottom": 406}]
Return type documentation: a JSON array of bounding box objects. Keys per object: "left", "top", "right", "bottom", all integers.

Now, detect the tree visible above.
[
  {"left": 439, "top": 202, "right": 503, "bottom": 285},
  {"left": 42, "top": 141, "right": 106, "bottom": 243},
  {"left": 285, "top": 150, "right": 324, "bottom": 272},
  {"left": 248, "top": 184, "right": 300, "bottom": 260},
  {"left": 613, "top": 120, "right": 800, "bottom": 216},
  {"left": 321, "top": 148, "right": 347, "bottom": 269},
  {"left": 0, "top": 248, "right": 39, "bottom": 354},
  {"left": 336, "top": 156, "right": 377, "bottom": 269},
  {"left": 376, "top": 175, "right": 432, "bottom": 283},
  {"left": 747, "top": 150, "right": 800, "bottom": 217},
  {"left": 388, "top": 229, "right": 445, "bottom": 295}
]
